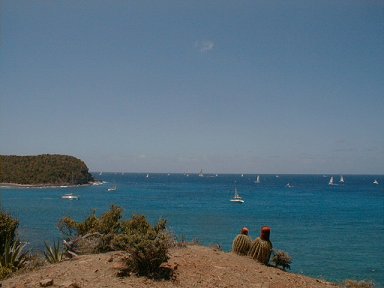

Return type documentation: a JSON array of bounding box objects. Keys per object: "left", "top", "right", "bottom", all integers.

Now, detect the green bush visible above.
[
  {"left": 0, "top": 211, "right": 19, "bottom": 255},
  {"left": 58, "top": 205, "right": 123, "bottom": 252},
  {"left": 57, "top": 206, "right": 173, "bottom": 278},
  {"left": 116, "top": 215, "right": 173, "bottom": 278},
  {"left": 0, "top": 211, "right": 28, "bottom": 280}
]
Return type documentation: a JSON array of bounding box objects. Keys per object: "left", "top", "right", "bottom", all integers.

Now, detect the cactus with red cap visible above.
[
  {"left": 232, "top": 234, "right": 252, "bottom": 255},
  {"left": 248, "top": 237, "right": 272, "bottom": 264},
  {"left": 248, "top": 226, "right": 273, "bottom": 264}
]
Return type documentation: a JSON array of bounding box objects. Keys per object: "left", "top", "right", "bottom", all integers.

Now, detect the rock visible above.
[
  {"left": 112, "top": 262, "right": 128, "bottom": 271},
  {"left": 60, "top": 281, "right": 81, "bottom": 288},
  {"left": 39, "top": 278, "right": 54, "bottom": 287},
  {"left": 159, "top": 262, "right": 178, "bottom": 279}
]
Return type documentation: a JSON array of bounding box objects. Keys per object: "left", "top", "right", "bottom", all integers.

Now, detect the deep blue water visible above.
[{"left": 1, "top": 173, "right": 383, "bottom": 287}]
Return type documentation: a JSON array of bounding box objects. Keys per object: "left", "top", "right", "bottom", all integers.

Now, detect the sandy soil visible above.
[{"left": 1, "top": 245, "right": 338, "bottom": 288}]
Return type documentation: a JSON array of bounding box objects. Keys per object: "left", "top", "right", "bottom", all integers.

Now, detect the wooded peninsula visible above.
[{"left": 0, "top": 154, "right": 94, "bottom": 186}]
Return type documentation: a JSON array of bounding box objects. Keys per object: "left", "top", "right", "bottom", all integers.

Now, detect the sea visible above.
[{"left": 1, "top": 173, "right": 383, "bottom": 287}]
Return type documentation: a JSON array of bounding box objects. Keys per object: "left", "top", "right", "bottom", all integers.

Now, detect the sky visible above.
[{"left": 1, "top": 0, "right": 383, "bottom": 174}]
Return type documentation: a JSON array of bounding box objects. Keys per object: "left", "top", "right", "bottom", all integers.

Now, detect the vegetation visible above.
[
  {"left": 0, "top": 210, "right": 28, "bottom": 280},
  {"left": 114, "top": 215, "right": 173, "bottom": 278},
  {"left": 58, "top": 206, "right": 173, "bottom": 278},
  {"left": 0, "top": 238, "right": 28, "bottom": 269},
  {"left": 58, "top": 205, "right": 124, "bottom": 253},
  {"left": 0, "top": 211, "right": 19, "bottom": 255},
  {"left": 271, "top": 249, "right": 292, "bottom": 271},
  {"left": 44, "top": 240, "right": 64, "bottom": 264},
  {"left": 0, "top": 154, "right": 94, "bottom": 185}
]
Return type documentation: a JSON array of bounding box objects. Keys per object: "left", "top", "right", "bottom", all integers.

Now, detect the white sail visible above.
[
  {"left": 255, "top": 175, "right": 260, "bottom": 183},
  {"left": 329, "top": 176, "right": 334, "bottom": 185},
  {"left": 339, "top": 176, "right": 344, "bottom": 183}
]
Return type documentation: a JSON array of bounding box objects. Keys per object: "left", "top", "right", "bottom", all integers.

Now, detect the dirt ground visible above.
[{"left": 1, "top": 245, "right": 338, "bottom": 288}]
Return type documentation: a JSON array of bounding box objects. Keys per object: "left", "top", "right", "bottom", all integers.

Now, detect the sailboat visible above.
[
  {"left": 198, "top": 169, "right": 204, "bottom": 177},
  {"left": 230, "top": 187, "right": 244, "bottom": 204},
  {"left": 255, "top": 175, "right": 260, "bottom": 184},
  {"left": 373, "top": 179, "right": 379, "bottom": 185},
  {"left": 328, "top": 176, "right": 335, "bottom": 186},
  {"left": 339, "top": 176, "right": 344, "bottom": 183}
]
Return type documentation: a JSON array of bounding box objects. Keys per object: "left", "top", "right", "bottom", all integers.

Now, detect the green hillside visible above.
[{"left": 0, "top": 154, "right": 94, "bottom": 185}]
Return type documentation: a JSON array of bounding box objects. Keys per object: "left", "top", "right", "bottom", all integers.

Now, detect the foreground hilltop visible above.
[
  {"left": 2, "top": 245, "right": 337, "bottom": 288},
  {"left": 0, "top": 154, "right": 94, "bottom": 186}
]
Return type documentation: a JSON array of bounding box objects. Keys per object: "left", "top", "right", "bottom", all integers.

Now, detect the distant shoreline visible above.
[{"left": 0, "top": 181, "right": 103, "bottom": 189}]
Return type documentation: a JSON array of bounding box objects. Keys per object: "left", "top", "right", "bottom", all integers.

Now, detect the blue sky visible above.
[{"left": 1, "top": 0, "right": 383, "bottom": 174}]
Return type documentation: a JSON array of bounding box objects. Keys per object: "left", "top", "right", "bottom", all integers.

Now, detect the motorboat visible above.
[
  {"left": 62, "top": 193, "right": 79, "bottom": 200},
  {"left": 107, "top": 185, "right": 117, "bottom": 192}
]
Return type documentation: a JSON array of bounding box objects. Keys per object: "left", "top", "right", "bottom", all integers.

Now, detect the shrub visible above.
[
  {"left": 57, "top": 205, "right": 123, "bottom": 252},
  {"left": 57, "top": 207, "right": 173, "bottom": 279},
  {"left": 0, "top": 210, "right": 28, "bottom": 279},
  {"left": 0, "top": 211, "right": 19, "bottom": 255},
  {"left": 116, "top": 215, "right": 173, "bottom": 278},
  {"left": 271, "top": 249, "right": 292, "bottom": 271}
]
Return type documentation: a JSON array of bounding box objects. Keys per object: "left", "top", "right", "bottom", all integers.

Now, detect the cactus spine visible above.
[
  {"left": 232, "top": 234, "right": 252, "bottom": 255},
  {"left": 248, "top": 237, "right": 272, "bottom": 264}
]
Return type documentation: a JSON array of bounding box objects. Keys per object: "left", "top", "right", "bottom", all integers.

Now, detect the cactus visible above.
[
  {"left": 232, "top": 234, "right": 252, "bottom": 255},
  {"left": 248, "top": 237, "right": 272, "bottom": 264}
]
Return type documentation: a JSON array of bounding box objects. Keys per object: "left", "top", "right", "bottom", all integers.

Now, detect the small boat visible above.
[
  {"left": 230, "top": 187, "right": 244, "bottom": 204},
  {"left": 107, "top": 185, "right": 117, "bottom": 192},
  {"left": 286, "top": 183, "right": 293, "bottom": 188},
  {"left": 146, "top": 174, "right": 149, "bottom": 178},
  {"left": 339, "top": 176, "right": 344, "bottom": 183},
  {"left": 373, "top": 179, "right": 379, "bottom": 185},
  {"left": 62, "top": 193, "right": 79, "bottom": 200},
  {"left": 255, "top": 175, "right": 260, "bottom": 183},
  {"left": 198, "top": 169, "right": 204, "bottom": 177},
  {"left": 329, "top": 176, "right": 335, "bottom": 186}
]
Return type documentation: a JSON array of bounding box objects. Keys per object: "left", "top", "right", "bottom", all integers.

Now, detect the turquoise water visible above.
[{"left": 1, "top": 173, "right": 383, "bottom": 286}]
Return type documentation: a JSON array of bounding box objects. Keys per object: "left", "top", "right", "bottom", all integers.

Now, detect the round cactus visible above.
[
  {"left": 232, "top": 234, "right": 252, "bottom": 255},
  {"left": 248, "top": 237, "right": 273, "bottom": 264}
]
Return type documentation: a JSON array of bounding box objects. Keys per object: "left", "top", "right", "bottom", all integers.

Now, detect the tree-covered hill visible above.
[{"left": 0, "top": 154, "right": 94, "bottom": 185}]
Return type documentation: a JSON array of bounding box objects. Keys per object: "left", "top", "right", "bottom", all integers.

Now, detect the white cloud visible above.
[{"left": 195, "top": 40, "right": 215, "bottom": 53}]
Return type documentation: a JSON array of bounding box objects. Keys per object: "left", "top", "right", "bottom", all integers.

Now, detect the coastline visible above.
[{"left": 0, "top": 181, "right": 103, "bottom": 189}]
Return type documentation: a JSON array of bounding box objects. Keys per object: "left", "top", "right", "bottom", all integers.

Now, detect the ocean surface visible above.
[{"left": 1, "top": 173, "right": 383, "bottom": 287}]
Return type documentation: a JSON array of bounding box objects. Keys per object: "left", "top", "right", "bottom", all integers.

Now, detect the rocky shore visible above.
[{"left": 2, "top": 245, "right": 337, "bottom": 288}]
